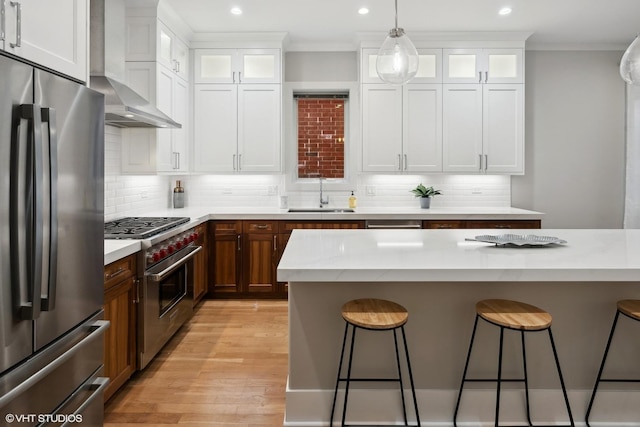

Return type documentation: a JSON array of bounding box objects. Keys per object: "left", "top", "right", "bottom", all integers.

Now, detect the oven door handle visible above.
[{"left": 145, "top": 245, "right": 202, "bottom": 282}]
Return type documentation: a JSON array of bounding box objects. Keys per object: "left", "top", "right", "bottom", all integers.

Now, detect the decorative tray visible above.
[{"left": 470, "top": 234, "right": 567, "bottom": 247}]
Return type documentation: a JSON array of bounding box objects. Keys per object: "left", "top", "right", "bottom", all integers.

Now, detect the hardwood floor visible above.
[{"left": 104, "top": 300, "right": 288, "bottom": 427}]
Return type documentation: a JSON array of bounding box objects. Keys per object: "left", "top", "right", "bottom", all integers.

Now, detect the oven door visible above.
[{"left": 139, "top": 245, "right": 201, "bottom": 369}]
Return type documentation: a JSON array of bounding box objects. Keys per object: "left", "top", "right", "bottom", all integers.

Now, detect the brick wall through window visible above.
[{"left": 297, "top": 98, "right": 345, "bottom": 179}]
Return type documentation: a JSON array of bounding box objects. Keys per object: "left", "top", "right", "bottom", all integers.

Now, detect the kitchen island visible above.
[{"left": 278, "top": 229, "right": 640, "bottom": 426}]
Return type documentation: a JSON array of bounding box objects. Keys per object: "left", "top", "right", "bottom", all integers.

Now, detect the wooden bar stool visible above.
[
  {"left": 329, "top": 298, "right": 420, "bottom": 427},
  {"left": 453, "top": 299, "right": 574, "bottom": 427},
  {"left": 586, "top": 299, "right": 640, "bottom": 426}
]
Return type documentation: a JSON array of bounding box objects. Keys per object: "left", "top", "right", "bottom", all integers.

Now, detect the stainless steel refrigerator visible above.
[{"left": 0, "top": 54, "right": 107, "bottom": 425}]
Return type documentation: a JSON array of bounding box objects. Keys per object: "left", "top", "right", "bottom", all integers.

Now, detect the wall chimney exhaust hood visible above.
[{"left": 89, "top": 0, "right": 180, "bottom": 129}]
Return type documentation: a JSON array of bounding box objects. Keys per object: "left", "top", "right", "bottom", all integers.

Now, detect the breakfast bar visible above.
[{"left": 277, "top": 229, "right": 640, "bottom": 426}]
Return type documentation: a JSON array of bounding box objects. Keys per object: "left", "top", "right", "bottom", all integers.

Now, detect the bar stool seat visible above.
[
  {"left": 454, "top": 299, "right": 574, "bottom": 427},
  {"left": 586, "top": 299, "right": 640, "bottom": 426},
  {"left": 330, "top": 298, "right": 420, "bottom": 427},
  {"left": 477, "top": 299, "right": 552, "bottom": 331}
]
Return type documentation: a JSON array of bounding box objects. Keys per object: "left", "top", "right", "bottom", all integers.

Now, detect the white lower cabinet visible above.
[
  {"left": 443, "top": 84, "right": 523, "bottom": 174},
  {"left": 362, "top": 84, "right": 442, "bottom": 172},
  {"left": 193, "top": 84, "right": 281, "bottom": 173},
  {"left": 122, "top": 62, "right": 189, "bottom": 174}
]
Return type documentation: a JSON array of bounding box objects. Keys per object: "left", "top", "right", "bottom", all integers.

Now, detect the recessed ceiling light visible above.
[
  {"left": 230, "top": 7, "right": 242, "bottom": 15},
  {"left": 498, "top": 7, "right": 512, "bottom": 15},
  {"left": 358, "top": 7, "right": 369, "bottom": 15}
]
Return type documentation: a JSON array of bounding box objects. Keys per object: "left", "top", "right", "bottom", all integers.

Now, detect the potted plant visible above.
[{"left": 410, "top": 183, "right": 441, "bottom": 209}]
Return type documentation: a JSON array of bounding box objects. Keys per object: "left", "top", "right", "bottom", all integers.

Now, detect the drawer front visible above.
[
  {"left": 465, "top": 220, "right": 541, "bottom": 229},
  {"left": 213, "top": 221, "right": 242, "bottom": 235},
  {"left": 423, "top": 220, "right": 465, "bottom": 229},
  {"left": 280, "top": 221, "right": 364, "bottom": 233},
  {"left": 104, "top": 254, "right": 136, "bottom": 290},
  {"left": 243, "top": 221, "right": 277, "bottom": 233}
]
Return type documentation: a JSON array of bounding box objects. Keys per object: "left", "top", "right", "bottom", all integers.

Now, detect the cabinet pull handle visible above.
[
  {"left": 479, "top": 154, "right": 482, "bottom": 171},
  {"left": 484, "top": 71, "right": 489, "bottom": 84},
  {"left": 177, "top": 152, "right": 180, "bottom": 169},
  {"left": 238, "top": 153, "right": 242, "bottom": 170},
  {"left": 255, "top": 224, "right": 268, "bottom": 229},
  {"left": 495, "top": 225, "right": 511, "bottom": 229},
  {"left": 398, "top": 154, "right": 402, "bottom": 170},
  {"left": 232, "top": 71, "right": 236, "bottom": 84},
  {"left": 233, "top": 154, "right": 236, "bottom": 170},
  {"left": 438, "top": 225, "right": 453, "bottom": 229},
  {"left": 238, "top": 71, "right": 242, "bottom": 84},
  {"left": 105, "top": 267, "right": 125, "bottom": 280},
  {"left": 237, "top": 234, "right": 241, "bottom": 251},
  {"left": 175, "top": 60, "right": 180, "bottom": 73},
  {"left": 403, "top": 154, "right": 408, "bottom": 170},
  {"left": 1, "top": 1, "right": 5, "bottom": 42},
  {"left": 484, "top": 154, "right": 488, "bottom": 171},
  {"left": 478, "top": 71, "right": 482, "bottom": 83},
  {"left": 273, "top": 235, "right": 277, "bottom": 252},
  {"left": 9, "top": 1, "right": 20, "bottom": 48}
]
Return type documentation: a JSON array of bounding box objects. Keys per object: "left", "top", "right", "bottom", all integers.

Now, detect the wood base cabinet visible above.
[
  {"left": 423, "top": 219, "right": 541, "bottom": 229},
  {"left": 192, "top": 222, "right": 209, "bottom": 306},
  {"left": 103, "top": 254, "right": 138, "bottom": 402}
]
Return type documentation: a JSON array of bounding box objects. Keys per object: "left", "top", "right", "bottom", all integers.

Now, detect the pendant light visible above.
[
  {"left": 620, "top": 35, "right": 640, "bottom": 85},
  {"left": 376, "top": 0, "right": 419, "bottom": 85}
]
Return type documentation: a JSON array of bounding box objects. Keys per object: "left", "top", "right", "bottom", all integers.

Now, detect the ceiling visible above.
[{"left": 163, "top": 0, "right": 640, "bottom": 50}]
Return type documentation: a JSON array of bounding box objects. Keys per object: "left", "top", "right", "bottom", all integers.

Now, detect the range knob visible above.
[
  {"left": 175, "top": 240, "right": 183, "bottom": 249},
  {"left": 152, "top": 251, "right": 162, "bottom": 262},
  {"left": 159, "top": 247, "right": 168, "bottom": 258},
  {"left": 167, "top": 244, "right": 176, "bottom": 254},
  {"left": 193, "top": 232, "right": 199, "bottom": 240},
  {"left": 182, "top": 237, "right": 189, "bottom": 245}
]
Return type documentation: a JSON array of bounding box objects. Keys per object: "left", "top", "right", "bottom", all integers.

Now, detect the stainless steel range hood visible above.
[{"left": 89, "top": 0, "right": 180, "bottom": 129}]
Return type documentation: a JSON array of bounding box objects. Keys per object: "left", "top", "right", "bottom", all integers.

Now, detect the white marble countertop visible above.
[
  {"left": 277, "top": 228, "right": 640, "bottom": 282},
  {"left": 103, "top": 206, "right": 543, "bottom": 265},
  {"left": 104, "top": 240, "right": 142, "bottom": 265}
]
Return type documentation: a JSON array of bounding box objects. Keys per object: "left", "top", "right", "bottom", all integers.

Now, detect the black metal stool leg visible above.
[
  {"left": 330, "top": 321, "right": 350, "bottom": 426},
  {"left": 393, "top": 328, "right": 409, "bottom": 425},
  {"left": 495, "top": 327, "right": 505, "bottom": 427},
  {"left": 454, "top": 314, "right": 480, "bottom": 427},
  {"left": 340, "top": 325, "right": 357, "bottom": 427},
  {"left": 585, "top": 310, "right": 621, "bottom": 427},
  {"left": 401, "top": 325, "right": 421, "bottom": 426},
  {"left": 547, "top": 328, "right": 575, "bottom": 427},
  {"left": 520, "top": 330, "right": 533, "bottom": 426}
]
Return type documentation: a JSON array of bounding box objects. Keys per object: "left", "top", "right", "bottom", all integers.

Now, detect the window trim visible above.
[{"left": 284, "top": 81, "right": 359, "bottom": 192}]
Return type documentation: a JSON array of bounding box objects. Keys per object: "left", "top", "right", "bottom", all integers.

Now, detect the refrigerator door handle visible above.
[
  {"left": 11, "top": 104, "right": 44, "bottom": 321},
  {"left": 40, "top": 107, "right": 58, "bottom": 311},
  {"left": 1, "top": 0, "right": 5, "bottom": 42},
  {"left": 0, "top": 320, "right": 109, "bottom": 409},
  {"left": 59, "top": 376, "right": 109, "bottom": 427}
]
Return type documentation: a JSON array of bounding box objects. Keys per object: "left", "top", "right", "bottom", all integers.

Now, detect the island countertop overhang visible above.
[{"left": 277, "top": 229, "right": 640, "bottom": 282}]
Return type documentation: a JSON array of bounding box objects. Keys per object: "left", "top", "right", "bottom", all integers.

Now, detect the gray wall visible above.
[
  {"left": 285, "top": 51, "right": 357, "bottom": 82},
  {"left": 512, "top": 51, "right": 626, "bottom": 228}
]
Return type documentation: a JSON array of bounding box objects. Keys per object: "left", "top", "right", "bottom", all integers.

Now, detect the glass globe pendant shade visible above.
[
  {"left": 376, "top": 28, "right": 419, "bottom": 85},
  {"left": 620, "top": 35, "right": 640, "bottom": 85}
]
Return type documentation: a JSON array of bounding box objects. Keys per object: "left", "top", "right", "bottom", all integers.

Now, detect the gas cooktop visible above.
[{"left": 104, "top": 217, "right": 190, "bottom": 239}]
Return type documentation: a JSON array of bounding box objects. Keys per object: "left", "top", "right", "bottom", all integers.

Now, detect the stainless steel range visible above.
[{"left": 105, "top": 216, "right": 201, "bottom": 369}]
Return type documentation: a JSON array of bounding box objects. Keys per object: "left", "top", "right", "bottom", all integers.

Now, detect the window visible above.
[{"left": 294, "top": 94, "right": 347, "bottom": 179}]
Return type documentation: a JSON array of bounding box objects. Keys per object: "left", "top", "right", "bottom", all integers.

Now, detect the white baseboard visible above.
[{"left": 284, "top": 386, "right": 640, "bottom": 427}]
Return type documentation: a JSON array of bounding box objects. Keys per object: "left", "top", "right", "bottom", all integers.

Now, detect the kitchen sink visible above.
[{"left": 287, "top": 208, "right": 354, "bottom": 213}]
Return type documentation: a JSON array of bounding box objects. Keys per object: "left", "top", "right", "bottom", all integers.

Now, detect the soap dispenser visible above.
[
  {"left": 348, "top": 191, "right": 357, "bottom": 209},
  {"left": 173, "top": 180, "right": 185, "bottom": 208}
]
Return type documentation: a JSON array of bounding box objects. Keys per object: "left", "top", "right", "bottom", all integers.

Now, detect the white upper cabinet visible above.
[
  {"left": 361, "top": 48, "right": 442, "bottom": 84},
  {"left": 1, "top": 0, "right": 87, "bottom": 81},
  {"left": 443, "top": 48, "right": 523, "bottom": 84},
  {"left": 362, "top": 83, "right": 442, "bottom": 172},
  {"left": 194, "top": 48, "right": 281, "bottom": 84},
  {"left": 193, "top": 83, "right": 281, "bottom": 173},
  {"left": 126, "top": 16, "right": 189, "bottom": 81},
  {"left": 122, "top": 61, "right": 189, "bottom": 174},
  {"left": 443, "top": 83, "right": 523, "bottom": 173}
]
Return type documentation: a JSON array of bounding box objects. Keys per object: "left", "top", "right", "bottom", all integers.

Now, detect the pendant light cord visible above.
[{"left": 394, "top": 0, "right": 399, "bottom": 30}]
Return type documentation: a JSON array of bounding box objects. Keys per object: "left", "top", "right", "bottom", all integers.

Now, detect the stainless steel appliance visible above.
[
  {"left": 0, "top": 54, "right": 106, "bottom": 424},
  {"left": 104, "top": 218, "right": 201, "bottom": 369},
  {"left": 365, "top": 220, "right": 423, "bottom": 229}
]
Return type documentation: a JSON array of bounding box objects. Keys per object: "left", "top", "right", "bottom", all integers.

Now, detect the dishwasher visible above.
[{"left": 365, "top": 219, "right": 423, "bottom": 229}]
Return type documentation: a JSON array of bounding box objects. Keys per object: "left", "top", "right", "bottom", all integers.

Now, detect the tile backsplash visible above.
[{"left": 105, "top": 127, "right": 511, "bottom": 220}]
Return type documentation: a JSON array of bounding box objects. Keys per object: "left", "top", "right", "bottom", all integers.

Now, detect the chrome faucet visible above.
[{"left": 319, "top": 178, "right": 329, "bottom": 207}]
